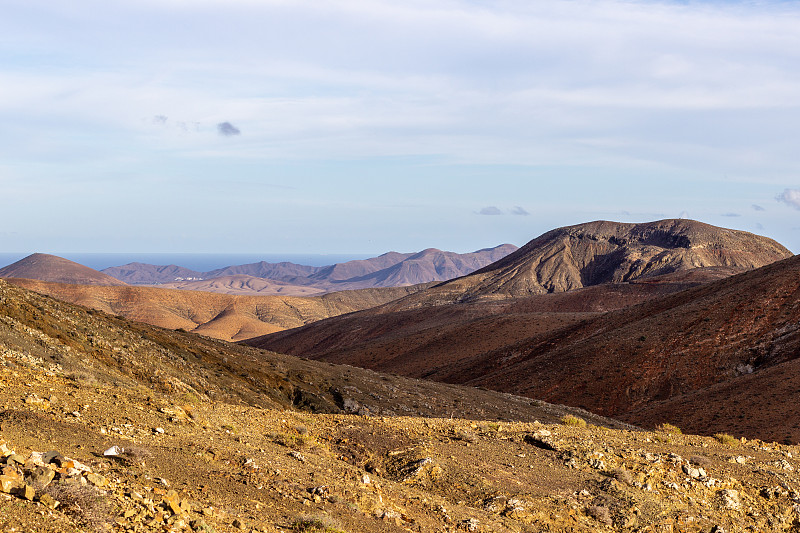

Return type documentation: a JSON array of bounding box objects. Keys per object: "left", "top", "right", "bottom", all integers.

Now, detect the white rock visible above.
[{"left": 103, "top": 446, "right": 123, "bottom": 456}]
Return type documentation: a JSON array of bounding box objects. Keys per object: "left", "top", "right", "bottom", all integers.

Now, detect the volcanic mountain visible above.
[
  {"left": 247, "top": 220, "right": 799, "bottom": 442},
  {"left": 395, "top": 219, "right": 791, "bottom": 306},
  {"left": 0, "top": 253, "right": 126, "bottom": 286}
]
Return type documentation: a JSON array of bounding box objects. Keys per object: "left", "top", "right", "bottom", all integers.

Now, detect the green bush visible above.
[
  {"left": 561, "top": 415, "right": 587, "bottom": 428},
  {"left": 714, "top": 433, "right": 738, "bottom": 446}
]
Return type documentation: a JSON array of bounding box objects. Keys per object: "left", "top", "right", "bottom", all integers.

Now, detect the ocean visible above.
[{"left": 0, "top": 253, "right": 375, "bottom": 272}]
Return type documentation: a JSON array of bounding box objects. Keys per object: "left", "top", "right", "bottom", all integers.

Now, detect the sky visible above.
[{"left": 3, "top": 0, "right": 800, "bottom": 256}]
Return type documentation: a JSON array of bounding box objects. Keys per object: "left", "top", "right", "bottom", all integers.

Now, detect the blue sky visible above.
[{"left": 3, "top": 0, "right": 800, "bottom": 255}]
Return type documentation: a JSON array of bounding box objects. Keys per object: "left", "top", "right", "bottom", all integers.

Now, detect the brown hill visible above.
[
  {"left": 3, "top": 274, "right": 800, "bottom": 533},
  {"left": 0, "top": 253, "right": 127, "bottom": 286},
  {"left": 247, "top": 253, "right": 800, "bottom": 443},
  {"left": 158, "top": 274, "right": 326, "bottom": 296},
  {"left": 248, "top": 267, "right": 737, "bottom": 382},
  {"left": 395, "top": 219, "right": 791, "bottom": 307},
  {"left": 5, "top": 279, "right": 432, "bottom": 342}
]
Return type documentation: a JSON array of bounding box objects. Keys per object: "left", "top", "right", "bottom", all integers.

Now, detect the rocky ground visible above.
[{"left": 4, "top": 280, "right": 800, "bottom": 532}]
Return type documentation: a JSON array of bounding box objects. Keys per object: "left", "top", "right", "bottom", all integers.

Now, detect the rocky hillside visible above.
[
  {"left": 0, "top": 253, "right": 126, "bottom": 287},
  {"left": 398, "top": 219, "right": 791, "bottom": 305},
  {"left": 4, "top": 281, "right": 800, "bottom": 532}
]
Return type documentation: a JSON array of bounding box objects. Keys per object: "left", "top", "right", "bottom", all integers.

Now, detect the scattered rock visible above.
[
  {"left": 717, "top": 489, "right": 741, "bottom": 511},
  {"left": 523, "top": 434, "right": 557, "bottom": 451}
]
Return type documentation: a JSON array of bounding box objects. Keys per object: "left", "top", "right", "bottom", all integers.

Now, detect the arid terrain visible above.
[
  {"left": 4, "top": 278, "right": 432, "bottom": 342},
  {"left": 5, "top": 279, "right": 800, "bottom": 533},
  {"left": 3, "top": 218, "right": 800, "bottom": 532},
  {"left": 248, "top": 221, "right": 800, "bottom": 443}
]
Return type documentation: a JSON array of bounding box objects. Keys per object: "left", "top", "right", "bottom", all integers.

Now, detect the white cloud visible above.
[
  {"left": 777, "top": 189, "right": 800, "bottom": 210},
  {"left": 478, "top": 206, "right": 503, "bottom": 215}
]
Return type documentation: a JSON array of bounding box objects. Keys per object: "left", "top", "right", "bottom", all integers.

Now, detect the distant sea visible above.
[{"left": 0, "top": 253, "right": 375, "bottom": 272}]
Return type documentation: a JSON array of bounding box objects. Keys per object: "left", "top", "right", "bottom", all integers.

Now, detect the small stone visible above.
[
  {"left": 0, "top": 475, "right": 20, "bottom": 493},
  {"left": 86, "top": 473, "right": 109, "bottom": 487},
  {"left": 288, "top": 451, "right": 305, "bottom": 462},
  {"left": 232, "top": 518, "right": 245, "bottom": 529},
  {"left": 523, "top": 434, "right": 557, "bottom": 451},
  {"left": 154, "top": 427, "right": 165, "bottom": 434},
  {"left": 164, "top": 490, "right": 182, "bottom": 514},
  {"left": 6, "top": 454, "right": 25, "bottom": 466},
  {"left": 19, "top": 484, "right": 35, "bottom": 500},
  {"left": 38, "top": 493, "right": 59, "bottom": 509},
  {"left": 718, "top": 489, "right": 740, "bottom": 511},
  {"left": 26, "top": 466, "right": 55, "bottom": 489},
  {"left": 42, "top": 451, "right": 66, "bottom": 466},
  {"left": 103, "top": 446, "right": 123, "bottom": 457},
  {"left": 463, "top": 518, "right": 479, "bottom": 532}
]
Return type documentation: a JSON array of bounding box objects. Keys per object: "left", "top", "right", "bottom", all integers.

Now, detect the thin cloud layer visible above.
[
  {"left": 479, "top": 206, "right": 503, "bottom": 216},
  {"left": 2, "top": 0, "right": 800, "bottom": 254}
]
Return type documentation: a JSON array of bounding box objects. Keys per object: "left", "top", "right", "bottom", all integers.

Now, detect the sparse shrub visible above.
[
  {"left": 292, "top": 514, "right": 347, "bottom": 533},
  {"left": 609, "top": 467, "right": 633, "bottom": 485},
  {"left": 42, "top": 479, "right": 112, "bottom": 531},
  {"left": 456, "top": 430, "right": 478, "bottom": 443},
  {"left": 562, "top": 415, "right": 587, "bottom": 428},
  {"left": 587, "top": 505, "right": 612, "bottom": 525},
  {"left": 656, "top": 423, "right": 682, "bottom": 435},
  {"left": 269, "top": 432, "right": 308, "bottom": 448},
  {"left": 121, "top": 445, "right": 151, "bottom": 465},
  {"left": 689, "top": 455, "right": 711, "bottom": 466},
  {"left": 714, "top": 433, "right": 738, "bottom": 446}
]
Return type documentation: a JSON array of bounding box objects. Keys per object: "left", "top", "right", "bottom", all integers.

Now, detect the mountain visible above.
[
  {"left": 99, "top": 244, "right": 519, "bottom": 294},
  {"left": 158, "top": 274, "right": 327, "bottom": 296},
  {"left": 396, "top": 219, "right": 791, "bottom": 306},
  {"left": 308, "top": 245, "right": 519, "bottom": 290},
  {"left": 6, "top": 278, "right": 433, "bottom": 342},
  {"left": 251, "top": 253, "right": 800, "bottom": 443},
  {"left": 100, "top": 262, "right": 205, "bottom": 284},
  {"left": 0, "top": 253, "right": 127, "bottom": 286},
  {"left": 203, "top": 261, "right": 321, "bottom": 281}
]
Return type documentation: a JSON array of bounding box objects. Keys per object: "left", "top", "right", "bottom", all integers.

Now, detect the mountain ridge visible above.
[{"left": 98, "top": 244, "right": 518, "bottom": 294}]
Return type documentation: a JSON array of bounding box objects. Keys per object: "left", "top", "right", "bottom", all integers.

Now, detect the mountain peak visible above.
[{"left": 0, "top": 253, "right": 127, "bottom": 286}]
